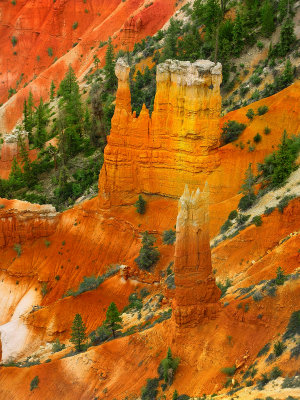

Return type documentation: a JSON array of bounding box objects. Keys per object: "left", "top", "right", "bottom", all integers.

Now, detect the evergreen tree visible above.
[
  {"left": 104, "top": 37, "right": 117, "bottom": 91},
  {"left": 279, "top": 17, "right": 296, "bottom": 56},
  {"left": 172, "top": 390, "right": 178, "bottom": 400},
  {"left": 135, "top": 231, "right": 160, "bottom": 270},
  {"left": 9, "top": 157, "right": 23, "bottom": 187},
  {"left": 232, "top": 12, "right": 244, "bottom": 56},
  {"left": 159, "top": 348, "right": 180, "bottom": 385},
  {"left": 261, "top": 0, "right": 275, "bottom": 37},
  {"left": 23, "top": 92, "right": 35, "bottom": 143},
  {"left": 70, "top": 313, "right": 87, "bottom": 352},
  {"left": 161, "top": 18, "right": 179, "bottom": 60},
  {"left": 57, "top": 65, "right": 84, "bottom": 157},
  {"left": 50, "top": 80, "right": 56, "bottom": 101},
  {"left": 241, "top": 163, "right": 256, "bottom": 197},
  {"left": 272, "top": 130, "right": 294, "bottom": 186},
  {"left": 135, "top": 195, "right": 146, "bottom": 214},
  {"left": 104, "top": 302, "right": 122, "bottom": 338},
  {"left": 18, "top": 133, "right": 34, "bottom": 186},
  {"left": 34, "top": 98, "right": 48, "bottom": 148},
  {"left": 93, "top": 54, "right": 100, "bottom": 70}
]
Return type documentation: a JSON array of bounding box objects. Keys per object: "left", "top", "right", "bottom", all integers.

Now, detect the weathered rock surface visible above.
[
  {"left": 173, "top": 185, "right": 220, "bottom": 327},
  {"left": 98, "top": 58, "right": 222, "bottom": 207},
  {"left": 0, "top": 199, "right": 58, "bottom": 247}
]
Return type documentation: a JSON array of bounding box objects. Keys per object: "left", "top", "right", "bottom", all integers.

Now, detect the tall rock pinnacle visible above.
[
  {"left": 98, "top": 58, "right": 222, "bottom": 207},
  {"left": 173, "top": 184, "right": 221, "bottom": 328}
]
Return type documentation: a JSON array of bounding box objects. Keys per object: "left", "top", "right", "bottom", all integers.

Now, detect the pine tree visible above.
[
  {"left": 261, "top": 0, "right": 275, "bottom": 37},
  {"left": 161, "top": 18, "right": 178, "bottom": 60},
  {"left": 135, "top": 195, "right": 146, "bottom": 214},
  {"left": 70, "top": 313, "right": 87, "bottom": 352},
  {"left": 104, "top": 302, "right": 122, "bottom": 338},
  {"left": 34, "top": 98, "right": 47, "bottom": 148},
  {"left": 241, "top": 163, "right": 256, "bottom": 197},
  {"left": 50, "top": 80, "right": 56, "bottom": 101},
  {"left": 104, "top": 37, "right": 117, "bottom": 91},
  {"left": 159, "top": 348, "right": 179, "bottom": 385},
  {"left": 272, "top": 130, "right": 294, "bottom": 186},
  {"left": 18, "top": 133, "right": 34, "bottom": 186},
  {"left": 232, "top": 12, "right": 244, "bottom": 57},
  {"left": 24, "top": 92, "right": 35, "bottom": 143},
  {"left": 172, "top": 390, "right": 178, "bottom": 400},
  {"left": 93, "top": 54, "right": 100, "bottom": 70},
  {"left": 279, "top": 17, "right": 296, "bottom": 57},
  {"left": 9, "top": 157, "right": 23, "bottom": 187},
  {"left": 57, "top": 65, "right": 83, "bottom": 157}
]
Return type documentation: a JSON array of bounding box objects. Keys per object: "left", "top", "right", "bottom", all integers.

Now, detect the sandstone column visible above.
[{"left": 174, "top": 184, "right": 221, "bottom": 327}]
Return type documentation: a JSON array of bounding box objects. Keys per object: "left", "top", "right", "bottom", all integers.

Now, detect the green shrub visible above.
[
  {"left": 253, "top": 133, "right": 262, "bottom": 143},
  {"left": 135, "top": 231, "right": 160, "bottom": 270},
  {"left": 264, "top": 126, "right": 271, "bottom": 135},
  {"left": 237, "top": 213, "right": 250, "bottom": 225},
  {"left": 257, "top": 105, "right": 269, "bottom": 115},
  {"left": 257, "top": 342, "right": 271, "bottom": 357},
  {"left": 275, "top": 266, "right": 286, "bottom": 285},
  {"left": 163, "top": 229, "right": 176, "bottom": 245},
  {"left": 220, "top": 219, "right": 232, "bottom": 234},
  {"left": 217, "top": 278, "right": 232, "bottom": 297},
  {"left": 11, "top": 36, "right": 17, "bottom": 47},
  {"left": 283, "top": 310, "right": 300, "bottom": 340},
  {"left": 252, "top": 215, "right": 262, "bottom": 226},
  {"left": 221, "top": 121, "right": 246, "bottom": 144},
  {"left": 269, "top": 366, "right": 282, "bottom": 380},
  {"left": 30, "top": 376, "right": 39, "bottom": 391},
  {"left": 72, "top": 21, "right": 78, "bottom": 30},
  {"left": 246, "top": 109, "right": 255, "bottom": 121},
  {"left": 52, "top": 338, "right": 65, "bottom": 353},
  {"left": 278, "top": 195, "right": 295, "bottom": 213},
  {"left": 55, "top": 275, "right": 60, "bottom": 281},
  {"left": 274, "top": 340, "right": 286, "bottom": 357},
  {"left": 228, "top": 210, "right": 238, "bottom": 220},
  {"left": 221, "top": 366, "right": 236, "bottom": 376},
  {"left": 282, "top": 375, "right": 300, "bottom": 389},
  {"left": 41, "top": 282, "right": 48, "bottom": 297},
  {"left": 135, "top": 195, "right": 146, "bottom": 214},
  {"left": 264, "top": 206, "right": 275, "bottom": 215},
  {"left": 141, "top": 378, "right": 159, "bottom": 400},
  {"left": 47, "top": 47, "right": 53, "bottom": 57},
  {"left": 238, "top": 193, "right": 256, "bottom": 211},
  {"left": 13, "top": 243, "right": 22, "bottom": 257},
  {"left": 44, "top": 240, "right": 51, "bottom": 247},
  {"left": 257, "top": 41, "right": 264, "bottom": 50}
]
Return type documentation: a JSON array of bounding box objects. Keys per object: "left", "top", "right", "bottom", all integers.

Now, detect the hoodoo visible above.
[
  {"left": 98, "top": 58, "right": 222, "bottom": 207},
  {"left": 173, "top": 184, "right": 221, "bottom": 327}
]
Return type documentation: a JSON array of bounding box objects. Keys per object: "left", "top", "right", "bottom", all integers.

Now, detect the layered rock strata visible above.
[
  {"left": 98, "top": 58, "right": 222, "bottom": 207},
  {"left": 0, "top": 200, "right": 58, "bottom": 247},
  {"left": 173, "top": 185, "right": 220, "bottom": 327}
]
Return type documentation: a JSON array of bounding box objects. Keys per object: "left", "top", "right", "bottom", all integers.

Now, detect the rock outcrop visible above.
[
  {"left": 98, "top": 58, "right": 222, "bottom": 207},
  {"left": 173, "top": 185, "right": 220, "bottom": 327},
  {"left": 0, "top": 199, "right": 58, "bottom": 247}
]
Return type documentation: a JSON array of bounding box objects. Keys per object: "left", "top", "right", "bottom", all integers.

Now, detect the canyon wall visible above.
[
  {"left": 98, "top": 58, "right": 223, "bottom": 207},
  {"left": 173, "top": 185, "right": 220, "bottom": 327},
  {"left": 0, "top": 199, "right": 58, "bottom": 247}
]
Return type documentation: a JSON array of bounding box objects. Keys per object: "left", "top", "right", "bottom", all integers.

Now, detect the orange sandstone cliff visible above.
[{"left": 98, "top": 58, "right": 223, "bottom": 206}]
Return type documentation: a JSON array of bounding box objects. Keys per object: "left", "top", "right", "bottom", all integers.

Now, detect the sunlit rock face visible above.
[
  {"left": 98, "top": 58, "right": 222, "bottom": 207},
  {"left": 173, "top": 185, "right": 220, "bottom": 328}
]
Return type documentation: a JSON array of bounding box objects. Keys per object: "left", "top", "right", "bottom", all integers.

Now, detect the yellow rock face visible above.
[{"left": 98, "top": 59, "right": 223, "bottom": 207}]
